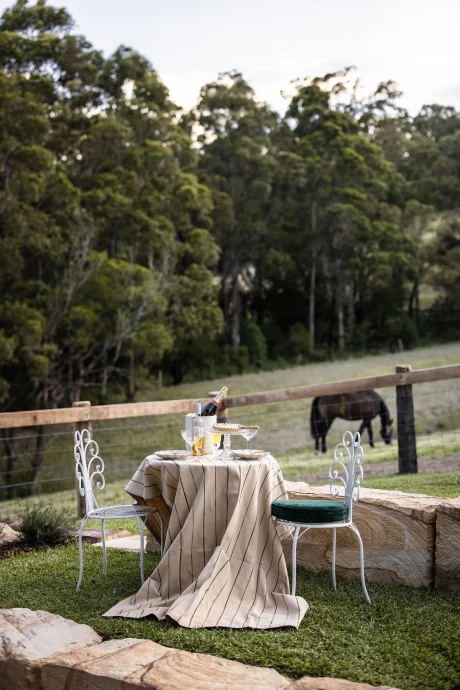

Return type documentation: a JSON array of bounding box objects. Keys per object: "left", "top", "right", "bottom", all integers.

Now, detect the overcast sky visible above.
[{"left": 2, "top": 0, "right": 460, "bottom": 114}]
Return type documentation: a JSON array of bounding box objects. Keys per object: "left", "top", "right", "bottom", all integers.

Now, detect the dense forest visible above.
[{"left": 1, "top": 0, "right": 460, "bottom": 413}]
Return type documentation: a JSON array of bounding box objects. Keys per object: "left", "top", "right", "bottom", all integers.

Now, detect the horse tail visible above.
[{"left": 311, "top": 397, "right": 321, "bottom": 438}]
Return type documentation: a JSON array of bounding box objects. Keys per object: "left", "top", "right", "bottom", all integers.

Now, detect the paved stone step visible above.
[
  {"left": 68, "top": 529, "right": 133, "bottom": 543},
  {"left": 92, "top": 535, "right": 145, "bottom": 551}
]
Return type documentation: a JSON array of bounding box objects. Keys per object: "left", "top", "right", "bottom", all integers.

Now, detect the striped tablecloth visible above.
[{"left": 104, "top": 453, "right": 308, "bottom": 629}]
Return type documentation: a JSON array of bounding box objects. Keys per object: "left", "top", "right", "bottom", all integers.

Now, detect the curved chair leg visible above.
[
  {"left": 349, "top": 523, "right": 371, "bottom": 604},
  {"left": 101, "top": 518, "right": 107, "bottom": 575},
  {"left": 76, "top": 517, "right": 89, "bottom": 592},
  {"left": 332, "top": 528, "right": 337, "bottom": 590},
  {"left": 136, "top": 517, "right": 145, "bottom": 584},
  {"left": 291, "top": 525, "right": 300, "bottom": 596}
]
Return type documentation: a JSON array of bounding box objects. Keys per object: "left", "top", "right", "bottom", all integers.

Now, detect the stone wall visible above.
[
  {"left": 283, "top": 481, "right": 460, "bottom": 590},
  {"left": 0, "top": 608, "right": 401, "bottom": 690},
  {"left": 435, "top": 498, "right": 460, "bottom": 591}
]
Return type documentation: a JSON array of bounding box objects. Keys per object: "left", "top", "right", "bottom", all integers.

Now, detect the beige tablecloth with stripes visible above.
[{"left": 104, "top": 453, "right": 308, "bottom": 628}]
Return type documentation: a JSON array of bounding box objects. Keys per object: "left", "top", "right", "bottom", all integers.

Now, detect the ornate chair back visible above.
[
  {"left": 329, "top": 430, "right": 364, "bottom": 522},
  {"left": 74, "top": 429, "right": 105, "bottom": 516}
]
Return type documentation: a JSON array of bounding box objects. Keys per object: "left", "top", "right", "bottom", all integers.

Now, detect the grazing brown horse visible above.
[{"left": 311, "top": 390, "right": 393, "bottom": 453}]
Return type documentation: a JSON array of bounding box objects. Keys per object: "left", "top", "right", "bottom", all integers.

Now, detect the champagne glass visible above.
[
  {"left": 239, "top": 426, "right": 259, "bottom": 450},
  {"left": 212, "top": 432, "right": 222, "bottom": 454}
]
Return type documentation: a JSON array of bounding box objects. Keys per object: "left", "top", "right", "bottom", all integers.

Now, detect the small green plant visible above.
[{"left": 19, "top": 505, "right": 76, "bottom": 546}]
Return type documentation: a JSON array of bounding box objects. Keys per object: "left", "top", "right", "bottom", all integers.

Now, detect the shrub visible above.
[
  {"left": 19, "top": 505, "right": 76, "bottom": 546},
  {"left": 243, "top": 320, "right": 268, "bottom": 366},
  {"left": 288, "top": 323, "right": 312, "bottom": 358},
  {"left": 385, "top": 314, "right": 419, "bottom": 350}
]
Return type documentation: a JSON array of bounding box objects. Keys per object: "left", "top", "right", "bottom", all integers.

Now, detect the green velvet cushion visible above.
[{"left": 271, "top": 499, "right": 347, "bottom": 524}]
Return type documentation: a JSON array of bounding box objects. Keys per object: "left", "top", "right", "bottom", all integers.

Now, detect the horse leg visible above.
[
  {"left": 315, "top": 437, "right": 320, "bottom": 454},
  {"left": 365, "top": 418, "right": 374, "bottom": 447},
  {"left": 321, "top": 418, "right": 334, "bottom": 453}
]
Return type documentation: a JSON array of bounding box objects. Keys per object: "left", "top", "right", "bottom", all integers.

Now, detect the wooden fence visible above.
[
  {"left": 1, "top": 362, "right": 459, "bottom": 431},
  {"left": 1, "top": 361, "right": 459, "bottom": 513}
]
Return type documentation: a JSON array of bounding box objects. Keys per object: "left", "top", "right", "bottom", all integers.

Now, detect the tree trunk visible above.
[
  {"left": 408, "top": 276, "right": 419, "bottom": 317},
  {"left": 348, "top": 278, "right": 355, "bottom": 335},
  {"left": 255, "top": 253, "right": 265, "bottom": 327},
  {"left": 127, "top": 349, "right": 136, "bottom": 402},
  {"left": 309, "top": 258, "right": 316, "bottom": 350},
  {"left": 231, "top": 263, "right": 241, "bottom": 352},
  {"left": 308, "top": 195, "right": 318, "bottom": 349},
  {"left": 100, "top": 365, "right": 109, "bottom": 405},
  {"left": 337, "top": 302, "right": 345, "bottom": 350},
  {"left": 172, "top": 356, "right": 187, "bottom": 385}
]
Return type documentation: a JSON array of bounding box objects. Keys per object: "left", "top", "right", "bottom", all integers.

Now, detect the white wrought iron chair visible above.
[
  {"left": 272, "top": 430, "right": 370, "bottom": 603},
  {"left": 74, "top": 428, "right": 164, "bottom": 591}
]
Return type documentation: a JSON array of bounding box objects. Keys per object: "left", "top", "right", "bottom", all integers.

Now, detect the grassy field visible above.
[
  {"left": 137, "top": 341, "right": 460, "bottom": 400},
  {"left": 1, "top": 342, "right": 459, "bottom": 519},
  {"left": 364, "top": 471, "right": 460, "bottom": 498},
  {"left": 0, "top": 544, "right": 458, "bottom": 690}
]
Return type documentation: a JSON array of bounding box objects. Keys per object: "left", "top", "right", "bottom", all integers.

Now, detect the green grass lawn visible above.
[
  {"left": 364, "top": 472, "right": 460, "bottom": 498},
  {"left": 0, "top": 544, "right": 459, "bottom": 690}
]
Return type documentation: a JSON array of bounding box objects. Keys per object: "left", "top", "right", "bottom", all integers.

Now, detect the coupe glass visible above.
[{"left": 239, "top": 426, "right": 259, "bottom": 449}]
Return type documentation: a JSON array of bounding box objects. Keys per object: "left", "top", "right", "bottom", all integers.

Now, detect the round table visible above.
[{"left": 104, "top": 452, "right": 308, "bottom": 629}]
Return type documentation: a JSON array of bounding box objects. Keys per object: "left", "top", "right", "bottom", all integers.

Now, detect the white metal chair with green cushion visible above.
[{"left": 272, "top": 430, "right": 370, "bottom": 603}]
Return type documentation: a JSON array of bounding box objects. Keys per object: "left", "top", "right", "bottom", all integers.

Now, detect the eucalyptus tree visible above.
[{"left": 195, "top": 71, "right": 279, "bottom": 352}]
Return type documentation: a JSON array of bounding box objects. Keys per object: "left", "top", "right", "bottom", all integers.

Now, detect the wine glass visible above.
[
  {"left": 181, "top": 418, "right": 204, "bottom": 457},
  {"left": 239, "top": 426, "right": 259, "bottom": 450}
]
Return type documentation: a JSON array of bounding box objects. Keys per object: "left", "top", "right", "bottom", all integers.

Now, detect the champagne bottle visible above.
[{"left": 200, "top": 386, "right": 228, "bottom": 416}]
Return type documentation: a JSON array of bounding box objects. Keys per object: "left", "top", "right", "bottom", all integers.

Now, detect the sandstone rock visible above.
[
  {"left": 283, "top": 483, "right": 445, "bottom": 588},
  {"left": 0, "top": 523, "right": 21, "bottom": 545},
  {"left": 142, "top": 648, "right": 290, "bottom": 690},
  {"left": 435, "top": 498, "right": 460, "bottom": 591},
  {"left": 0, "top": 608, "right": 101, "bottom": 690},
  {"left": 42, "top": 637, "right": 290, "bottom": 689},
  {"left": 287, "top": 677, "right": 401, "bottom": 690},
  {"left": 41, "top": 638, "right": 167, "bottom": 689}
]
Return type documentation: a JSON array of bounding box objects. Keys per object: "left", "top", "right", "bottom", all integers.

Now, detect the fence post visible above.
[
  {"left": 396, "top": 365, "right": 418, "bottom": 474},
  {"left": 73, "top": 401, "right": 92, "bottom": 518}
]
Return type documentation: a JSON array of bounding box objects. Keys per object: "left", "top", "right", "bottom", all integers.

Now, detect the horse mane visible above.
[{"left": 310, "top": 396, "right": 321, "bottom": 438}]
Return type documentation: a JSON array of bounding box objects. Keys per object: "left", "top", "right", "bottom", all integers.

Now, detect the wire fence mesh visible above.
[{"left": 1, "top": 378, "right": 459, "bottom": 521}]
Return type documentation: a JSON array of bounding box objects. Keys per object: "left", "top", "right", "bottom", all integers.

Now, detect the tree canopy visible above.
[{"left": 1, "top": 0, "right": 460, "bottom": 414}]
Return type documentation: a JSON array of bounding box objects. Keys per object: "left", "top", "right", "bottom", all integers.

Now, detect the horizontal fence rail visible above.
[
  {"left": 1, "top": 362, "right": 459, "bottom": 520},
  {"left": 1, "top": 363, "right": 459, "bottom": 429}
]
